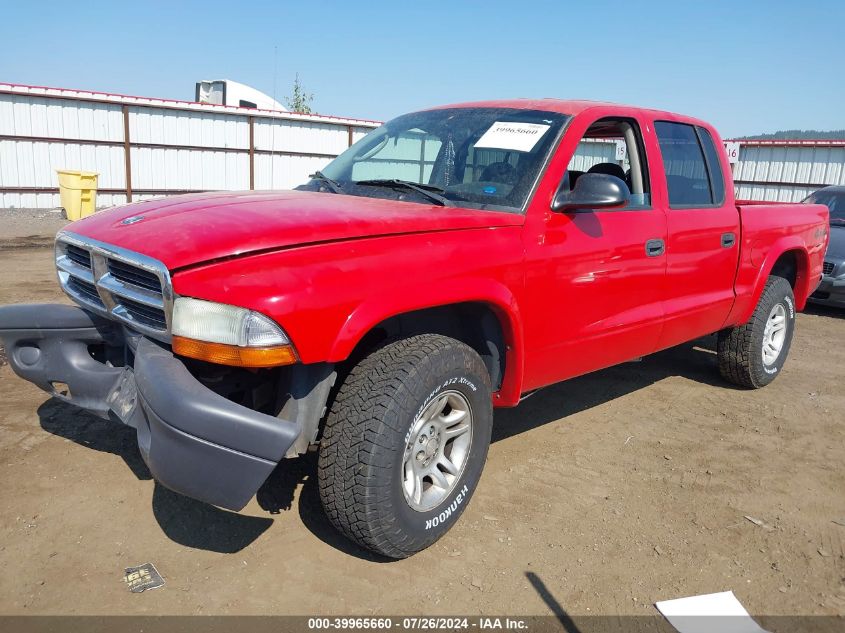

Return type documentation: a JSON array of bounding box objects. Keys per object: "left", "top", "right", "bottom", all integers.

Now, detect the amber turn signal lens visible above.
[{"left": 172, "top": 336, "right": 297, "bottom": 368}]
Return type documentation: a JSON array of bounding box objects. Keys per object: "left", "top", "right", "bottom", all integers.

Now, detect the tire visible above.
[
  {"left": 717, "top": 276, "right": 796, "bottom": 388},
  {"left": 318, "top": 334, "right": 493, "bottom": 559}
]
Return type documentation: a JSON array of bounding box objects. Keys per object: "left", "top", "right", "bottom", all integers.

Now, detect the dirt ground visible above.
[{"left": 1, "top": 213, "right": 844, "bottom": 623}]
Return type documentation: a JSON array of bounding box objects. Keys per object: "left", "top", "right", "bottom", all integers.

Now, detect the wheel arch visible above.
[
  {"left": 326, "top": 283, "right": 524, "bottom": 406},
  {"left": 731, "top": 240, "right": 810, "bottom": 325}
]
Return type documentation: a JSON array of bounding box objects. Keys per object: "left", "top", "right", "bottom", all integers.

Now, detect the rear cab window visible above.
[{"left": 655, "top": 121, "right": 726, "bottom": 208}]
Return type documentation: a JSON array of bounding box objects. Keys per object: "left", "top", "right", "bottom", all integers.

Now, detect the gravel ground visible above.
[{"left": 0, "top": 215, "right": 843, "bottom": 626}]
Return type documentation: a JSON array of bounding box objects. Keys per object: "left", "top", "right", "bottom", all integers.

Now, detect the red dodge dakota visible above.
[{"left": 0, "top": 100, "right": 830, "bottom": 558}]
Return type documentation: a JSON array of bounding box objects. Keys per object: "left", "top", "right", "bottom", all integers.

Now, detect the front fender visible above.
[{"left": 171, "top": 228, "right": 528, "bottom": 406}]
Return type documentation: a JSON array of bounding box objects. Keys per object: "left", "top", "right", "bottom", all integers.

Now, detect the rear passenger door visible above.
[{"left": 652, "top": 121, "right": 740, "bottom": 349}]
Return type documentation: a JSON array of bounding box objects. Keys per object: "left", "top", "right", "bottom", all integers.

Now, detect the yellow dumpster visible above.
[{"left": 56, "top": 170, "right": 98, "bottom": 221}]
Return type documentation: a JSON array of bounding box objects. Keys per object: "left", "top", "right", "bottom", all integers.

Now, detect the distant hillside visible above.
[{"left": 739, "top": 130, "right": 845, "bottom": 140}]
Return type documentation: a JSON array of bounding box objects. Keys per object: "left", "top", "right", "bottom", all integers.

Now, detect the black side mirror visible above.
[{"left": 552, "top": 172, "right": 630, "bottom": 213}]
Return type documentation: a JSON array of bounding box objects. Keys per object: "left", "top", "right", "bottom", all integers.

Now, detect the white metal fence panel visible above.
[
  {"left": 6, "top": 83, "right": 845, "bottom": 209},
  {"left": 129, "top": 107, "right": 249, "bottom": 150},
  {"left": 0, "top": 82, "right": 379, "bottom": 210},
  {"left": 1, "top": 94, "right": 124, "bottom": 141},
  {"left": 254, "top": 154, "right": 330, "bottom": 190},
  {"left": 568, "top": 139, "right": 619, "bottom": 172},
  {"left": 730, "top": 141, "right": 845, "bottom": 201}
]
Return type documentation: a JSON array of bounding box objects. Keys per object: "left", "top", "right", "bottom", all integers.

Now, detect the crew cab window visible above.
[
  {"left": 655, "top": 121, "right": 721, "bottom": 207},
  {"left": 562, "top": 118, "right": 651, "bottom": 209}
]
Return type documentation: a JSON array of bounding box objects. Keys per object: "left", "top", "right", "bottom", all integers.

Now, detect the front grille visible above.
[
  {"left": 108, "top": 259, "right": 162, "bottom": 293},
  {"left": 56, "top": 234, "right": 173, "bottom": 342},
  {"left": 823, "top": 261, "right": 835, "bottom": 276},
  {"left": 67, "top": 277, "right": 104, "bottom": 307},
  {"left": 65, "top": 244, "right": 92, "bottom": 270},
  {"left": 118, "top": 297, "right": 168, "bottom": 330}
]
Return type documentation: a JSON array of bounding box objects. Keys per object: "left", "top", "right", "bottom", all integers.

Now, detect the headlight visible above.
[{"left": 171, "top": 297, "right": 297, "bottom": 367}]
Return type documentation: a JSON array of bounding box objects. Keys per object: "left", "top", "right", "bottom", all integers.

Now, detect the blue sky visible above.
[{"left": 2, "top": 1, "right": 842, "bottom": 137}]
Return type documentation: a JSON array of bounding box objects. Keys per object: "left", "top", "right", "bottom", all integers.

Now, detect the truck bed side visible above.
[{"left": 725, "top": 202, "right": 829, "bottom": 327}]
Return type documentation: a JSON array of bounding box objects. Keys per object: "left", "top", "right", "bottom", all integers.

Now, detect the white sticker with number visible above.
[
  {"left": 724, "top": 141, "right": 741, "bottom": 164},
  {"left": 474, "top": 122, "right": 551, "bottom": 152}
]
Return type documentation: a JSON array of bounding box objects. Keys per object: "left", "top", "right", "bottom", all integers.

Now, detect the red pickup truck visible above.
[{"left": 0, "top": 100, "right": 829, "bottom": 558}]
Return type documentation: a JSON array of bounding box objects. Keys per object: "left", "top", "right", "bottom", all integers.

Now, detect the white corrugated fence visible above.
[
  {"left": 729, "top": 139, "right": 845, "bottom": 202},
  {"left": 0, "top": 83, "right": 379, "bottom": 209},
  {"left": 2, "top": 83, "right": 844, "bottom": 210}
]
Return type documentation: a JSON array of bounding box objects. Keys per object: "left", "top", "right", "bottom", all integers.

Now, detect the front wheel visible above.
[
  {"left": 717, "top": 276, "right": 796, "bottom": 388},
  {"left": 318, "top": 334, "right": 493, "bottom": 559}
]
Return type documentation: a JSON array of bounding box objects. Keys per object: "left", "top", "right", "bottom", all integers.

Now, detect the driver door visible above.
[{"left": 520, "top": 113, "right": 668, "bottom": 391}]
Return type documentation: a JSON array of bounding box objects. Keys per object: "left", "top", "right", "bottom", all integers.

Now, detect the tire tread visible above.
[
  {"left": 717, "top": 276, "right": 794, "bottom": 389},
  {"left": 318, "top": 334, "right": 490, "bottom": 558}
]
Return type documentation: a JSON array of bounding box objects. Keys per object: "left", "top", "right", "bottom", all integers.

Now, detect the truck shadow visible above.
[
  {"left": 492, "top": 334, "right": 730, "bottom": 443},
  {"left": 258, "top": 335, "right": 730, "bottom": 559},
  {"left": 35, "top": 335, "right": 727, "bottom": 558},
  {"left": 37, "top": 399, "right": 274, "bottom": 554},
  {"left": 38, "top": 399, "right": 152, "bottom": 481}
]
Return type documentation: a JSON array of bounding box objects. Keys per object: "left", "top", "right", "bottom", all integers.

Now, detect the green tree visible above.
[{"left": 285, "top": 73, "right": 314, "bottom": 114}]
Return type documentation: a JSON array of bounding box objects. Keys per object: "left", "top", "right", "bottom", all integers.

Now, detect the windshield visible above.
[
  {"left": 804, "top": 189, "right": 845, "bottom": 224},
  {"left": 299, "top": 108, "right": 569, "bottom": 213}
]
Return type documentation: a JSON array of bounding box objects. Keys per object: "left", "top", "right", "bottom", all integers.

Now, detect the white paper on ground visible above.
[
  {"left": 474, "top": 122, "right": 550, "bottom": 152},
  {"left": 655, "top": 591, "right": 770, "bottom": 633}
]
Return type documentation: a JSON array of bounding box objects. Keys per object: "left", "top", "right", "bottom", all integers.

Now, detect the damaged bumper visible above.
[{"left": 0, "top": 303, "right": 301, "bottom": 511}]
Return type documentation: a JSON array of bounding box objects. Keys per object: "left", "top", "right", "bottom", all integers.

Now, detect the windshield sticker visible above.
[{"left": 474, "top": 122, "right": 551, "bottom": 152}]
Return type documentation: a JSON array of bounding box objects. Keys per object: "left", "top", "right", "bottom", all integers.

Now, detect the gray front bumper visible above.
[{"left": 0, "top": 303, "right": 301, "bottom": 511}]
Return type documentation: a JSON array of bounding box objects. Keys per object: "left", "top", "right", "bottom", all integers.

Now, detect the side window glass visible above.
[
  {"left": 564, "top": 118, "right": 651, "bottom": 209},
  {"left": 697, "top": 127, "right": 726, "bottom": 204},
  {"left": 654, "top": 121, "right": 712, "bottom": 207}
]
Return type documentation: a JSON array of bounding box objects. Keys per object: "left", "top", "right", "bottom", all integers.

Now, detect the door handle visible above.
[
  {"left": 721, "top": 232, "right": 736, "bottom": 248},
  {"left": 645, "top": 238, "right": 665, "bottom": 257}
]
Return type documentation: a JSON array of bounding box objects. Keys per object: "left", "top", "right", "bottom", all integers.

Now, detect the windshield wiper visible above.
[
  {"left": 354, "top": 179, "right": 453, "bottom": 207},
  {"left": 310, "top": 171, "right": 344, "bottom": 194}
]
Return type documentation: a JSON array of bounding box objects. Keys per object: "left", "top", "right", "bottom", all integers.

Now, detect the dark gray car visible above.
[{"left": 805, "top": 186, "right": 845, "bottom": 308}]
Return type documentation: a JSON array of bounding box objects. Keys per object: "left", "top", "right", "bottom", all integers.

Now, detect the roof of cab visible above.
[{"left": 425, "top": 98, "right": 712, "bottom": 128}]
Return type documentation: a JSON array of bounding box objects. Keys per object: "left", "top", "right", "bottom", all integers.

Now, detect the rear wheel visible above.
[
  {"left": 318, "top": 334, "right": 493, "bottom": 559},
  {"left": 717, "top": 276, "right": 796, "bottom": 388}
]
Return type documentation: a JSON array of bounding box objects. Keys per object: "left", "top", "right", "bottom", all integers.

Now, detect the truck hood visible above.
[{"left": 67, "top": 190, "right": 523, "bottom": 270}]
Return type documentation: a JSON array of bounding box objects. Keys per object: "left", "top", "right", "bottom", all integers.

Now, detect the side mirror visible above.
[{"left": 551, "top": 173, "right": 630, "bottom": 213}]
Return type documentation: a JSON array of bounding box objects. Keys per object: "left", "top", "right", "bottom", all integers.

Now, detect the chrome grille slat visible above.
[
  {"left": 115, "top": 299, "right": 168, "bottom": 330},
  {"left": 108, "top": 259, "right": 163, "bottom": 293},
  {"left": 55, "top": 232, "right": 174, "bottom": 342},
  {"left": 98, "top": 275, "right": 165, "bottom": 309},
  {"left": 67, "top": 277, "right": 105, "bottom": 308},
  {"left": 823, "top": 261, "right": 835, "bottom": 276},
  {"left": 65, "top": 244, "right": 92, "bottom": 269},
  {"left": 56, "top": 256, "right": 95, "bottom": 284}
]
